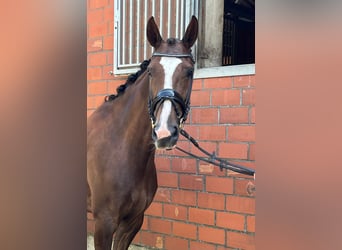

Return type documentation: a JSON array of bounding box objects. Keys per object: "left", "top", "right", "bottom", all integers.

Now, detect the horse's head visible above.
[{"left": 146, "top": 16, "right": 198, "bottom": 150}]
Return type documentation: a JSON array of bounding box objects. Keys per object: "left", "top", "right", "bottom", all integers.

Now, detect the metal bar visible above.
[
  {"left": 175, "top": 0, "right": 179, "bottom": 37},
  {"left": 114, "top": 0, "right": 120, "bottom": 68},
  {"left": 184, "top": 0, "right": 191, "bottom": 26},
  {"left": 167, "top": 0, "right": 171, "bottom": 38},
  {"left": 159, "top": 0, "right": 163, "bottom": 36},
  {"left": 129, "top": 0, "right": 133, "bottom": 64},
  {"left": 144, "top": 0, "right": 148, "bottom": 59},
  {"left": 180, "top": 0, "right": 184, "bottom": 35},
  {"left": 122, "top": 0, "right": 126, "bottom": 65},
  {"left": 136, "top": 0, "right": 140, "bottom": 63}
]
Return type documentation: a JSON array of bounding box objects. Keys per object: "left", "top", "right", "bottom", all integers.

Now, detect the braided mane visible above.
[{"left": 105, "top": 59, "right": 151, "bottom": 102}]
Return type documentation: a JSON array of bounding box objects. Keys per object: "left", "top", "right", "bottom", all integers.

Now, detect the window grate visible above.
[{"left": 114, "top": 0, "right": 198, "bottom": 75}]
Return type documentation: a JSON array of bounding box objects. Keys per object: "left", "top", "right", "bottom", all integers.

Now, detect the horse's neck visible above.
[{"left": 115, "top": 72, "right": 153, "bottom": 151}]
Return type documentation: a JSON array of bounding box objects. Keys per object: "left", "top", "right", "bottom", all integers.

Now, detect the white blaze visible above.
[{"left": 155, "top": 57, "right": 182, "bottom": 138}]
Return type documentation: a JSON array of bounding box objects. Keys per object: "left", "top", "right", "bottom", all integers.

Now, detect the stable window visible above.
[
  {"left": 113, "top": 0, "right": 255, "bottom": 77},
  {"left": 114, "top": 0, "right": 198, "bottom": 75}
]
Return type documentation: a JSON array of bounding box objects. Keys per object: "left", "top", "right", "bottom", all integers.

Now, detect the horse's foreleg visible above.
[
  {"left": 113, "top": 213, "right": 144, "bottom": 250},
  {"left": 94, "top": 217, "right": 116, "bottom": 250}
]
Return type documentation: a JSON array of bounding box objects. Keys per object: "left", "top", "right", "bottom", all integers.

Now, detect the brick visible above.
[
  {"left": 88, "top": 52, "right": 107, "bottom": 66},
  {"left": 87, "top": 95, "right": 105, "bottom": 109},
  {"left": 87, "top": 96, "right": 96, "bottom": 109},
  {"left": 226, "top": 196, "right": 255, "bottom": 214},
  {"left": 198, "top": 226, "right": 225, "bottom": 245},
  {"left": 87, "top": 67, "right": 102, "bottom": 80},
  {"left": 203, "top": 77, "right": 232, "bottom": 89},
  {"left": 179, "top": 174, "right": 203, "bottom": 190},
  {"left": 198, "top": 192, "right": 225, "bottom": 210},
  {"left": 226, "top": 231, "right": 255, "bottom": 250},
  {"left": 140, "top": 231, "right": 164, "bottom": 249},
  {"left": 228, "top": 126, "right": 255, "bottom": 142},
  {"left": 89, "top": 0, "right": 108, "bottom": 9},
  {"left": 190, "top": 241, "right": 216, "bottom": 250},
  {"left": 104, "top": 6, "right": 114, "bottom": 20},
  {"left": 102, "top": 65, "right": 115, "bottom": 80},
  {"left": 173, "top": 221, "right": 197, "bottom": 239},
  {"left": 247, "top": 215, "right": 255, "bottom": 232},
  {"left": 132, "top": 231, "right": 141, "bottom": 245},
  {"left": 154, "top": 188, "right": 171, "bottom": 203},
  {"left": 87, "top": 9, "right": 104, "bottom": 24},
  {"left": 103, "top": 35, "right": 113, "bottom": 50},
  {"left": 155, "top": 157, "right": 171, "bottom": 171},
  {"left": 179, "top": 125, "right": 198, "bottom": 139},
  {"left": 141, "top": 217, "right": 148, "bottom": 230},
  {"left": 107, "top": 20, "right": 114, "bottom": 35},
  {"left": 88, "top": 81, "right": 107, "bottom": 95},
  {"left": 145, "top": 202, "right": 162, "bottom": 216},
  {"left": 164, "top": 236, "right": 189, "bottom": 250},
  {"left": 250, "top": 106, "right": 256, "bottom": 123},
  {"left": 234, "top": 178, "right": 252, "bottom": 196},
  {"left": 163, "top": 204, "right": 187, "bottom": 221},
  {"left": 216, "top": 212, "right": 245, "bottom": 231},
  {"left": 149, "top": 217, "right": 172, "bottom": 234},
  {"left": 219, "top": 143, "right": 248, "bottom": 159},
  {"left": 171, "top": 190, "right": 196, "bottom": 206},
  {"left": 157, "top": 172, "right": 178, "bottom": 188},
  {"left": 220, "top": 107, "right": 249, "bottom": 124},
  {"left": 106, "top": 51, "right": 113, "bottom": 64},
  {"left": 89, "top": 22, "right": 107, "bottom": 37},
  {"left": 233, "top": 75, "right": 255, "bottom": 87},
  {"left": 206, "top": 176, "right": 233, "bottom": 194},
  {"left": 191, "top": 108, "right": 218, "bottom": 124},
  {"left": 87, "top": 38, "right": 103, "bottom": 52},
  {"left": 192, "top": 79, "right": 203, "bottom": 90},
  {"left": 242, "top": 88, "right": 255, "bottom": 105},
  {"left": 171, "top": 157, "right": 196, "bottom": 173},
  {"left": 249, "top": 143, "right": 255, "bottom": 161},
  {"left": 189, "top": 207, "right": 215, "bottom": 225},
  {"left": 199, "top": 126, "right": 226, "bottom": 141},
  {"left": 190, "top": 90, "right": 211, "bottom": 106},
  {"left": 198, "top": 162, "right": 226, "bottom": 177},
  {"left": 211, "top": 89, "right": 240, "bottom": 106}
]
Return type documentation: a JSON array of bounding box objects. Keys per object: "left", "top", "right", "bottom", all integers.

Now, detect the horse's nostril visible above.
[
  {"left": 171, "top": 126, "right": 179, "bottom": 138},
  {"left": 152, "top": 129, "right": 157, "bottom": 140}
]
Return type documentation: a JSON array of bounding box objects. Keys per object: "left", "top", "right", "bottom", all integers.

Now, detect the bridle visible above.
[
  {"left": 147, "top": 52, "right": 195, "bottom": 128},
  {"left": 146, "top": 52, "right": 256, "bottom": 183}
]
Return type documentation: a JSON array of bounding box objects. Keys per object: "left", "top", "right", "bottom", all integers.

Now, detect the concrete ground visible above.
[{"left": 87, "top": 234, "right": 153, "bottom": 250}]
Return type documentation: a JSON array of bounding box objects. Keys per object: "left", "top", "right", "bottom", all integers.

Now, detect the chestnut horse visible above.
[{"left": 87, "top": 16, "right": 198, "bottom": 250}]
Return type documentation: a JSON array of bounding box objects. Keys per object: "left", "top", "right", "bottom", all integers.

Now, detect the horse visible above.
[{"left": 87, "top": 16, "right": 198, "bottom": 250}]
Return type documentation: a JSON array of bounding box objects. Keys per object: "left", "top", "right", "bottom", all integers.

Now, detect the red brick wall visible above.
[{"left": 87, "top": 1, "right": 256, "bottom": 249}]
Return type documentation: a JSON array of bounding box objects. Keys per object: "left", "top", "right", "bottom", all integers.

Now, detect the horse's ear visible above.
[
  {"left": 147, "top": 16, "right": 163, "bottom": 48},
  {"left": 182, "top": 16, "right": 198, "bottom": 49}
]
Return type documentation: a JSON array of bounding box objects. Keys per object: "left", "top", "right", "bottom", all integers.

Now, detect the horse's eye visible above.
[{"left": 187, "top": 68, "right": 194, "bottom": 77}]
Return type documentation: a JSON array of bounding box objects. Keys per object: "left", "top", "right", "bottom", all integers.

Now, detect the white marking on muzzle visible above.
[{"left": 154, "top": 57, "right": 182, "bottom": 139}]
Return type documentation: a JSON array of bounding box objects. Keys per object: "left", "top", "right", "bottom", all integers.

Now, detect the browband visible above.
[{"left": 152, "top": 52, "right": 195, "bottom": 63}]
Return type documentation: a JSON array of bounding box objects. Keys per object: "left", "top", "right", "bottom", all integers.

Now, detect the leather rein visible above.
[{"left": 177, "top": 129, "right": 255, "bottom": 177}]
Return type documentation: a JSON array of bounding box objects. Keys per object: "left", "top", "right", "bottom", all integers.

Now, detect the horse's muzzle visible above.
[{"left": 152, "top": 126, "right": 179, "bottom": 150}]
